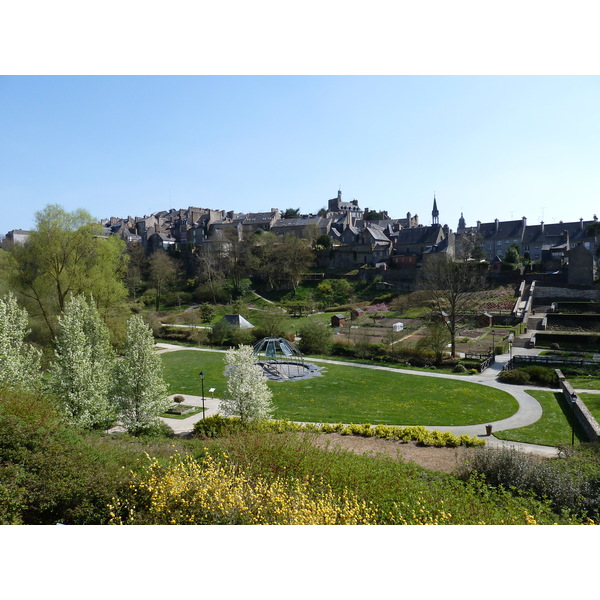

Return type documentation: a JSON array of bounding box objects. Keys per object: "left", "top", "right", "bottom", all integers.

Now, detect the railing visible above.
[
  {"left": 465, "top": 352, "right": 495, "bottom": 372},
  {"left": 513, "top": 355, "right": 599, "bottom": 367}
]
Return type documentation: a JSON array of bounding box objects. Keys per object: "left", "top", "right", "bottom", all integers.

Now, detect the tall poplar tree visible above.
[
  {"left": 49, "top": 294, "right": 116, "bottom": 429},
  {"left": 113, "top": 314, "right": 170, "bottom": 433},
  {"left": 0, "top": 293, "right": 41, "bottom": 391}
]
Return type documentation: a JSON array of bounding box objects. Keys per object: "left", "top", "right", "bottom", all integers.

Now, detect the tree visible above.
[
  {"left": 195, "top": 245, "right": 225, "bottom": 304},
  {"left": 417, "top": 255, "right": 486, "bottom": 358},
  {"left": 0, "top": 293, "right": 42, "bottom": 391},
  {"left": 149, "top": 250, "right": 178, "bottom": 311},
  {"left": 282, "top": 207, "right": 300, "bottom": 219},
  {"left": 253, "top": 234, "right": 314, "bottom": 292},
  {"left": 297, "top": 319, "right": 333, "bottom": 355},
  {"left": 457, "top": 231, "right": 485, "bottom": 262},
  {"left": 255, "top": 305, "right": 291, "bottom": 338},
  {"left": 126, "top": 243, "right": 147, "bottom": 301},
  {"left": 113, "top": 314, "right": 170, "bottom": 433},
  {"left": 219, "top": 345, "right": 274, "bottom": 423},
  {"left": 417, "top": 320, "right": 451, "bottom": 364},
  {"left": 503, "top": 244, "right": 522, "bottom": 269},
  {"left": 7, "top": 204, "right": 128, "bottom": 338},
  {"left": 49, "top": 294, "right": 116, "bottom": 429}
]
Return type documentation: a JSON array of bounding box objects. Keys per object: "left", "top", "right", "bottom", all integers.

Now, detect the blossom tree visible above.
[
  {"left": 113, "top": 314, "right": 170, "bottom": 433},
  {"left": 219, "top": 345, "right": 274, "bottom": 423},
  {"left": 0, "top": 293, "right": 42, "bottom": 391},
  {"left": 49, "top": 294, "right": 116, "bottom": 429}
]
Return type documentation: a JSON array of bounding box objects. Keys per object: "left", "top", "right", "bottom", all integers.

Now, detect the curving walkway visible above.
[{"left": 156, "top": 343, "right": 561, "bottom": 456}]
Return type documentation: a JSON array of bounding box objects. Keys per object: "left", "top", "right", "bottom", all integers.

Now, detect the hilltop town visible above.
[{"left": 5, "top": 189, "right": 597, "bottom": 288}]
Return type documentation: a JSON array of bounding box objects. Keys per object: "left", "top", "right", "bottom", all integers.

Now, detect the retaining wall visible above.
[{"left": 556, "top": 369, "right": 600, "bottom": 443}]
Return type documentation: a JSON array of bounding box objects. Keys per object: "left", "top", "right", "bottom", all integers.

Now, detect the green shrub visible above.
[
  {"left": 193, "top": 415, "right": 246, "bottom": 438},
  {"left": 458, "top": 445, "right": 600, "bottom": 518},
  {"left": 453, "top": 363, "right": 468, "bottom": 373},
  {"left": 0, "top": 389, "right": 140, "bottom": 524},
  {"left": 498, "top": 368, "right": 531, "bottom": 385}
]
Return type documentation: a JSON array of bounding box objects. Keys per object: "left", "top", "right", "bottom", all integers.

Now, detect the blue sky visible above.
[{"left": 2, "top": 75, "right": 599, "bottom": 234}]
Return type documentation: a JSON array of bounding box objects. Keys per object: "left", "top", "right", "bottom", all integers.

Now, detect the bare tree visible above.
[{"left": 417, "top": 255, "right": 486, "bottom": 358}]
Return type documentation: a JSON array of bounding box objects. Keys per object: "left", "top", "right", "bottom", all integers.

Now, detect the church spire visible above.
[{"left": 432, "top": 193, "right": 439, "bottom": 225}]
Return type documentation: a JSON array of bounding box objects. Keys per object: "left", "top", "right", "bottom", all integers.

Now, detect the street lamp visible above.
[
  {"left": 491, "top": 329, "right": 495, "bottom": 355},
  {"left": 199, "top": 371, "right": 205, "bottom": 419}
]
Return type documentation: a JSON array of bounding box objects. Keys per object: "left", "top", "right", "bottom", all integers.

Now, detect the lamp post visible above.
[
  {"left": 491, "top": 329, "right": 495, "bottom": 355},
  {"left": 199, "top": 371, "right": 205, "bottom": 419}
]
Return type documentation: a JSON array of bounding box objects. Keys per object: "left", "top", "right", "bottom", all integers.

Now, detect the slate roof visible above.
[
  {"left": 220, "top": 314, "right": 255, "bottom": 329},
  {"left": 394, "top": 224, "right": 444, "bottom": 246}
]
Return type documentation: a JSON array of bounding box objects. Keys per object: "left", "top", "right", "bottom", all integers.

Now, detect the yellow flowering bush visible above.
[{"left": 109, "top": 452, "right": 376, "bottom": 525}]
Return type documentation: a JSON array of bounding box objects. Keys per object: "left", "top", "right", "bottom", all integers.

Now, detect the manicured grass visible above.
[
  {"left": 160, "top": 349, "right": 519, "bottom": 426},
  {"left": 161, "top": 406, "right": 204, "bottom": 420},
  {"left": 568, "top": 376, "right": 600, "bottom": 391},
  {"left": 580, "top": 392, "right": 600, "bottom": 424},
  {"left": 494, "top": 390, "right": 587, "bottom": 447}
]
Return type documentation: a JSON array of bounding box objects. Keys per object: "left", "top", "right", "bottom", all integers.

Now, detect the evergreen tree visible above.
[
  {"left": 0, "top": 293, "right": 41, "bottom": 391},
  {"left": 219, "top": 345, "right": 274, "bottom": 423},
  {"left": 114, "top": 314, "right": 170, "bottom": 433},
  {"left": 49, "top": 294, "right": 116, "bottom": 429}
]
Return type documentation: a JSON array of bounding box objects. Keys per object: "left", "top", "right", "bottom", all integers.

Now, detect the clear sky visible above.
[{"left": 2, "top": 75, "right": 599, "bottom": 235}]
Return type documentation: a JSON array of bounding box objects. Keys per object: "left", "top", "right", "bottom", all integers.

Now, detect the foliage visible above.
[
  {"left": 297, "top": 319, "right": 333, "bottom": 354},
  {"left": 417, "top": 320, "right": 451, "bottom": 364},
  {"left": 417, "top": 255, "right": 486, "bottom": 357},
  {"left": 252, "top": 233, "right": 314, "bottom": 291},
  {"left": 197, "top": 431, "right": 579, "bottom": 524},
  {"left": 457, "top": 445, "right": 600, "bottom": 519},
  {"left": 253, "top": 305, "right": 291, "bottom": 338},
  {"left": 498, "top": 368, "right": 531, "bottom": 385},
  {"left": 109, "top": 451, "right": 376, "bottom": 525},
  {"left": 113, "top": 315, "right": 170, "bottom": 434},
  {"left": 7, "top": 204, "right": 128, "bottom": 338},
  {"left": 315, "top": 279, "right": 353, "bottom": 307},
  {"left": 49, "top": 294, "right": 117, "bottom": 429},
  {"left": 0, "top": 389, "right": 135, "bottom": 524},
  {"left": 0, "top": 293, "right": 42, "bottom": 392},
  {"left": 219, "top": 345, "right": 274, "bottom": 422},
  {"left": 149, "top": 250, "right": 179, "bottom": 311},
  {"left": 199, "top": 302, "right": 216, "bottom": 323},
  {"left": 192, "top": 416, "right": 484, "bottom": 447}
]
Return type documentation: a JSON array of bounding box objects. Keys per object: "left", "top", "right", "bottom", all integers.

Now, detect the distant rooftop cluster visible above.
[{"left": 3, "top": 190, "right": 598, "bottom": 286}]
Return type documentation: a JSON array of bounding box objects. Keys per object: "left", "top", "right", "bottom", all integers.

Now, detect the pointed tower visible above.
[
  {"left": 432, "top": 194, "right": 439, "bottom": 225},
  {"left": 457, "top": 212, "right": 466, "bottom": 233}
]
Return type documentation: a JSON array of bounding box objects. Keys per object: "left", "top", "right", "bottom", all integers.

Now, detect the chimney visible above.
[
  {"left": 495, "top": 218, "right": 499, "bottom": 233},
  {"left": 540, "top": 221, "right": 544, "bottom": 233},
  {"left": 580, "top": 218, "right": 584, "bottom": 230},
  {"left": 476, "top": 220, "right": 481, "bottom": 231},
  {"left": 522, "top": 216, "right": 527, "bottom": 229}
]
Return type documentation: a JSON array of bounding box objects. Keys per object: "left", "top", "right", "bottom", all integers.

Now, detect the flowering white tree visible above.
[
  {"left": 0, "top": 293, "right": 42, "bottom": 391},
  {"left": 113, "top": 314, "right": 170, "bottom": 433},
  {"left": 219, "top": 345, "right": 274, "bottom": 423},
  {"left": 49, "top": 294, "right": 116, "bottom": 429}
]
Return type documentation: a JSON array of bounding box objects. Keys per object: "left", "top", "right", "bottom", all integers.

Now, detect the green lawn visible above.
[
  {"left": 160, "top": 349, "right": 518, "bottom": 426},
  {"left": 568, "top": 376, "right": 600, "bottom": 391},
  {"left": 494, "top": 390, "right": 587, "bottom": 447},
  {"left": 580, "top": 392, "right": 600, "bottom": 424}
]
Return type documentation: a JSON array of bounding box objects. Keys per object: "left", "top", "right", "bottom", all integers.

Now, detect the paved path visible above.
[{"left": 156, "top": 343, "right": 562, "bottom": 456}]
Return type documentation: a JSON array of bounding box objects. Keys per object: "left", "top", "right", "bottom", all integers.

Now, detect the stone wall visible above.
[
  {"left": 556, "top": 370, "right": 600, "bottom": 443},
  {"left": 534, "top": 286, "right": 600, "bottom": 303}
]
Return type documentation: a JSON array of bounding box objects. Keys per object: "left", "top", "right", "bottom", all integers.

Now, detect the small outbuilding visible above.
[
  {"left": 351, "top": 308, "right": 365, "bottom": 320},
  {"left": 331, "top": 314, "right": 347, "bottom": 328}
]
